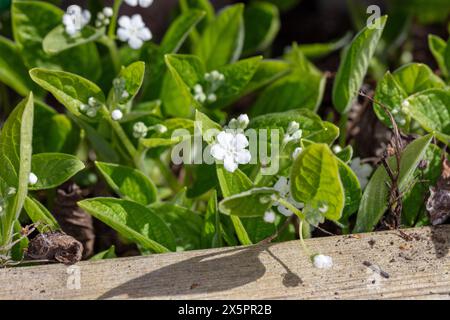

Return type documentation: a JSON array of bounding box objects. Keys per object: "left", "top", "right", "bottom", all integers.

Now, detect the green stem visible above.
[
  {"left": 108, "top": 0, "right": 123, "bottom": 40},
  {"left": 101, "top": 106, "right": 136, "bottom": 159},
  {"left": 338, "top": 113, "right": 348, "bottom": 147},
  {"left": 155, "top": 158, "right": 181, "bottom": 193},
  {"left": 99, "top": 36, "right": 121, "bottom": 74},
  {"left": 277, "top": 197, "right": 305, "bottom": 220},
  {"left": 299, "top": 220, "right": 312, "bottom": 257}
]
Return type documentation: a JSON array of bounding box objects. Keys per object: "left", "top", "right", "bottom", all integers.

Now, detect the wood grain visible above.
[{"left": 1, "top": 225, "right": 449, "bottom": 300}]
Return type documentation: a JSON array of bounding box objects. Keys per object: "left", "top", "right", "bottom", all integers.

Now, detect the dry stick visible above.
[{"left": 358, "top": 91, "right": 404, "bottom": 229}]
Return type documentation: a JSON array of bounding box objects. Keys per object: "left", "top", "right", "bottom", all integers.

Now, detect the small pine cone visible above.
[{"left": 53, "top": 183, "right": 95, "bottom": 258}]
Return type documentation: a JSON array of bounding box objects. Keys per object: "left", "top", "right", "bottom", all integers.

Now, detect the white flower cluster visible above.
[
  {"left": 210, "top": 114, "right": 251, "bottom": 173},
  {"left": 63, "top": 5, "right": 91, "bottom": 37},
  {"left": 133, "top": 122, "right": 167, "bottom": 139},
  {"left": 227, "top": 114, "right": 250, "bottom": 131},
  {"left": 79, "top": 97, "right": 102, "bottom": 118},
  {"left": 350, "top": 157, "right": 373, "bottom": 189},
  {"left": 117, "top": 14, "right": 152, "bottom": 50},
  {"left": 387, "top": 99, "right": 410, "bottom": 127},
  {"left": 62, "top": 1, "right": 153, "bottom": 50},
  {"left": 193, "top": 71, "right": 225, "bottom": 104},
  {"left": 283, "top": 121, "right": 303, "bottom": 144},
  {"left": 273, "top": 176, "right": 304, "bottom": 217},
  {"left": 95, "top": 7, "right": 113, "bottom": 28},
  {"left": 113, "top": 78, "right": 130, "bottom": 103}
]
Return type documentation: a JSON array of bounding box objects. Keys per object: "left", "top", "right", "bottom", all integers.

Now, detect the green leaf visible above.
[
  {"left": 149, "top": 203, "right": 203, "bottom": 251},
  {"left": 219, "top": 187, "right": 278, "bottom": 217},
  {"left": 12, "top": 0, "right": 101, "bottom": 80},
  {"left": 374, "top": 63, "right": 446, "bottom": 128},
  {"left": 70, "top": 116, "right": 120, "bottom": 163},
  {"left": 0, "top": 36, "right": 35, "bottom": 95},
  {"left": 33, "top": 102, "right": 81, "bottom": 154},
  {"left": 402, "top": 89, "right": 450, "bottom": 143},
  {"left": 162, "top": 54, "right": 203, "bottom": 117},
  {"left": 160, "top": 10, "right": 206, "bottom": 53},
  {"left": 195, "top": 109, "right": 222, "bottom": 144},
  {"left": 29, "top": 68, "right": 105, "bottom": 121},
  {"left": 195, "top": 4, "right": 245, "bottom": 69},
  {"left": 90, "top": 245, "right": 117, "bottom": 261},
  {"left": 428, "top": 34, "right": 448, "bottom": 77},
  {"left": 43, "top": 25, "right": 104, "bottom": 55},
  {"left": 210, "top": 56, "right": 262, "bottom": 107},
  {"left": 0, "top": 93, "right": 34, "bottom": 248},
  {"left": 290, "top": 143, "right": 345, "bottom": 221},
  {"left": 201, "top": 190, "right": 222, "bottom": 248},
  {"left": 95, "top": 162, "right": 157, "bottom": 205},
  {"left": 216, "top": 166, "right": 253, "bottom": 245},
  {"left": 243, "top": 59, "right": 290, "bottom": 93},
  {"left": 298, "top": 32, "right": 352, "bottom": 59},
  {"left": 78, "top": 198, "right": 175, "bottom": 253},
  {"left": 29, "top": 153, "right": 85, "bottom": 190},
  {"left": 252, "top": 47, "right": 326, "bottom": 114},
  {"left": 109, "top": 61, "right": 145, "bottom": 106},
  {"left": 354, "top": 134, "right": 433, "bottom": 233},
  {"left": 337, "top": 158, "right": 361, "bottom": 220},
  {"left": 402, "top": 144, "right": 442, "bottom": 226},
  {"left": 336, "top": 145, "right": 353, "bottom": 163},
  {"left": 250, "top": 109, "right": 339, "bottom": 144},
  {"left": 23, "top": 196, "right": 60, "bottom": 232},
  {"left": 243, "top": 2, "right": 280, "bottom": 55},
  {"left": 332, "top": 15, "right": 387, "bottom": 113}
]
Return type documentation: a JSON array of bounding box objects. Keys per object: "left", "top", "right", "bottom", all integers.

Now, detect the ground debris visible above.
[
  {"left": 362, "top": 261, "right": 390, "bottom": 279},
  {"left": 26, "top": 231, "right": 83, "bottom": 265},
  {"left": 426, "top": 157, "right": 450, "bottom": 225}
]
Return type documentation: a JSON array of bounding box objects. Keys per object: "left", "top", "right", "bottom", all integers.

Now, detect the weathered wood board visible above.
[{"left": 1, "top": 225, "right": 449, "bottom": 300}]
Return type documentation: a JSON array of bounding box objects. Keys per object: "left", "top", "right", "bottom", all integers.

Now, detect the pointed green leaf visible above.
[
  {"left": 95, "top": 162, "right": 157, "bottom": 205},
  {"left": 333, "top": 15, "right": 387, "bottom": 113}
]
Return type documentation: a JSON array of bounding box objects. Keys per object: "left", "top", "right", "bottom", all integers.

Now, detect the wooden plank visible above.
[{"left": 1, "top": 225, "right": 449, "bottom": 300}]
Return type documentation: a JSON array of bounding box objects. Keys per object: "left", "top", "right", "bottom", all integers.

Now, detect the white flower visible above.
[
  {"left": 207, "top": 93, "right": 217, "bottom": 103},
  {"left": 125, "top": 0, "right": 154, "bottom": 8},
  {"left": 273, "top": 176, "right": 304, "bottom": 216},
  {"left": 117, "top": 14, "right": 152, "bottom": 50},
  {"left": 133, "top": 122, "right": 148, "bottom": 138},
  {"left": 313, "top": 254, "right": 333, "bottom": 269},
  {"left": 63, "top": 5, "right": 91, "bottom": 37},
  {"left": 332, "top": 145, "right": 342, "bottom": 153},
  {"left": 291, "top": 147, "right": 302, "bottom": 159},
  {"left": 210, "top": 131, "right": 251, "bottom": 173},
  {"left": 154, "top": 124, "right": 167, "bottom": 134},
  {"left": 103, "top": 7, "right": 114, "bottom": 18},
  {"left": 237, "top": 114, "right": 250, "bottom": 128},
  {"left": 263, "top": 210, "right": 276, "bottom": 223},
  {"left": 283, "top": 121, "right": 302, "bottom": 144},
  {"left": 350, "top": 157, "right": 373, "bottom": 189},
  {"left": 111, "top": 109, "right": 123, "bottom": 121},
  {"left": 193, "top": 84, "right": 206, "bottom": 103},
  {"left": 29, "top": 172, "right": 38, "bottom": 185}
]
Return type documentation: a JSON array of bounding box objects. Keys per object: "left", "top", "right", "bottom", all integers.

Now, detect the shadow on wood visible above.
[{"left": 99, "top": 243, "right": 301, "bottom": 299}]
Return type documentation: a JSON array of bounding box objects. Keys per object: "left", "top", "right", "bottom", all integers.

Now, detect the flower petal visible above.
[
  {"left": 223, "top": 154, "right": 238, "bottom": 173},
  {"left": 128, "top": 36, "right": 144, "bottom": 49},
  {"left": 118, "top": 16, "right": 131, "bottom": 28},
  {"left": 117, "top": 28, "right": 130, "bottom": 41},
  {"left": 210, "top": 144, "right": 226, "bottom": 161},
  {"left": 131, "top": 14, "right": 145, "bottom": 28},
  {"left": 125, "top": 0, "right": 139, "bottom": 6},
  {"left": 139, "top": 0, "right": 154, "bottom": 7},
  {"left": 235, "top": 149, "right": 251, "bottom": 164},
  {"left": 216, "top": 131, "right": 234, "bottom": 148},
  {"left": 138, "top": 27, "right": 152, "bottom": 41},
  {"left": 234, "top": 133, "right": 249, "bottom": 150}
]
